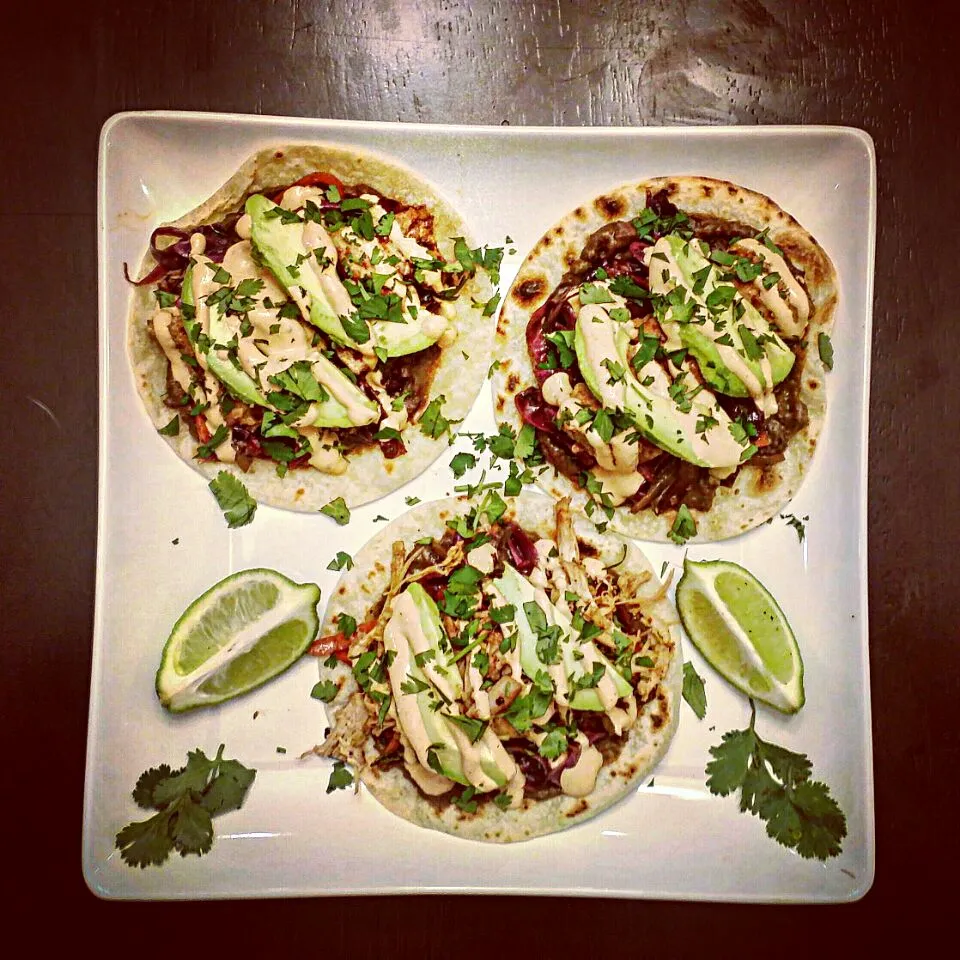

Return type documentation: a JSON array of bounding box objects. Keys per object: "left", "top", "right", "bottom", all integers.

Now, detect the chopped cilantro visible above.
[
  {"left": 208, "top": 472, "right": 257, "bottom": 528},
  {"left": 327, "top": 551, "right": 353, "bottom": 572},
  {"left": 818, "top": 332, "right": 834, "bottom": 371},
  {"left": 420, "top": 396, "right": 456, "bottom": 439},
  {"left": 158, "top": 415, "right": 180, "bottom": 437},
  {"left": 311, "top": 680, "right": 338, "bottom": 703},
  {"left": 682, "top": 662, "right": 707, "bottom": 720},
  {"left": 668, "top": 504, "right": 696, "bottom": 545},
  {"left": 450, "top": 451, "right": 477, "bottom": 478},
  {"left": 320, "top": 497, "right": 351, "bottom": 525},
  {"left": 326, "top": 760, "right": 354, "bottom": 794}
]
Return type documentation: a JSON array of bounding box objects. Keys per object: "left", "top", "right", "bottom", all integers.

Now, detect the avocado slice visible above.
[
  {"left": 492, "top": 564, "right": 632, "bottom": 710},
  {"left": 182, "top": 263, "right": 268, "bottom": 408},
  {"left": 246, "top": 194, "right": 358, "bottom": 349},
  {"left": 246, "top": 194, "right": 440, "bottom": 358},
  {"left": 574, "top": 309, "right": 747, "bottom": 469},
  {"left": 385, "top": 584, "right": 514, "bottom": 791},
  {"left": 183, "top": 263, "right": 378, "bottom": 429},
  {"left": 295, "top": 357, "right": 379, "bottom": 429},
  {"left": 649, "top": 235, "right": 795, "bottom": 397}
]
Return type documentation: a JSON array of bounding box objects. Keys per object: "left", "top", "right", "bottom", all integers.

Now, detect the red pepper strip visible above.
[
  {"left": 755, "top": 430, "right": 771, "bottom": 448},
  {"left": 308, "top": 633, "right": 352, "bottom": 664},
  {"left": 291, "top": 171, "right": 346, "bottom": 191},
  {"left": 271, "top": 171, "right": 347, "bottom": 204},
  {"left": 194, "top": 415, "right": 211, "bottom": 444}
]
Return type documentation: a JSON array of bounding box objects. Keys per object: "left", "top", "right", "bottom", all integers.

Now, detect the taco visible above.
[
  {"left": 311, "top": 492, "right": 681, "bottom": 843},
  {"left": 127, "top": 144, "right": 499, "bottom": 511},
  {"left": 492, "top": 176, "right": 838, "bottom": 542}
]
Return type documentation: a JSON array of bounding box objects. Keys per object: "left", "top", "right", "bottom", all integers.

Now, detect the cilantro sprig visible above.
[
  {"left": 115, "top": 745, "right": 256, "bottom": 868},
  {"left": 706, "top": 704, "right": 847, "bottom": 860}
]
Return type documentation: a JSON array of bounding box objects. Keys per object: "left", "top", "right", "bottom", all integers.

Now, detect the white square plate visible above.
[{"left": 85, "top": 113, "right": 875, "bottom": 901}]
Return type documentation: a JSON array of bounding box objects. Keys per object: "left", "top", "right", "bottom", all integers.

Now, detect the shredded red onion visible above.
[
  {"left": 514, "top": 387, "right": 559, "bottom": 434},
  {"left": 504, "top": 523, "right": 538, "bottom": 575},
  {"left": 380, "top": 437, "right": 406, "bottom": 459},
  {"left": 124, "top": 222, "right": 237, "bottom": 286}
]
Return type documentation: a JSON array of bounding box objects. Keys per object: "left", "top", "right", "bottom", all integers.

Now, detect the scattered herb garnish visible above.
[
  {"left": 311, "top": 680, "right": 338, "bottom": 702},
  {"left": 327, "top": 551, "right": 354, "bottom": 571},
  {"left": 682, "top": 662, "right": 707, "bottom": 720},
  {"left": 668, "top": 504, "right": 697, "bottom": 545},
  {"left": 780, "top": 513, "right": 809, "bottom": 543},
  {"left": 320, "top": 497, "right": 351, "bottom": 525},
  {"left": 326, "top": 760, "right": 354, "bottom": 794},
  {"left": 208, "top": 472, "right": 257, "bottom": 528},
  {"left": 818, "top": 332, "right": 834, "bottom": 371},
  {"left": 158, "top": 415, "right": 180, "bottom": 437}
]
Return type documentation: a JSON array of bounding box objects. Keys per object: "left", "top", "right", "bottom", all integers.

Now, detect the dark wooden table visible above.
[{"left": 3, "top": 0, "right": 955, "bottom": 946}]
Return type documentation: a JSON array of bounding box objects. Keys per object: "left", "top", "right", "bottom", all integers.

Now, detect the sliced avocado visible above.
[
  {"left": 246, "top": 194, "right": 357, "bottom": 348},
  {"left": 182, "top": 263, "right": 268, "bottom": 407},
  {"left": 492, "top": 564, "right": 631, "bottom": 710},
  {"left": 384, "top": 584, "right": 465, "bottom": 784},
  {"left": 184, "top": 264, "right": 377, "bottom": 429},
  {"left": 575, "top": 311, "right": 746, "bottom": 469},
  {"left": 651, "top": 235, "right": 795, "bottom": 396},
  {"left": 371, "top": 319, "right": 436, "bottom": 358},
  {"left": 388, "top": 584, "right": 514, "bottom": 791},
  {"left": 247, "top": 194, "right": 440, "bottom": 358},
  {"left": 298, "top": 357, "right": 379, "bottom": 429}
]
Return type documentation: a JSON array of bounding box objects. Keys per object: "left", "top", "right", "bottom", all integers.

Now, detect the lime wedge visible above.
[
  {"left": 156, "top": 568, "right": 321, "bottom": 712},
  {"left": 675, "top": 558, "right": 804, "bottom": 713}
]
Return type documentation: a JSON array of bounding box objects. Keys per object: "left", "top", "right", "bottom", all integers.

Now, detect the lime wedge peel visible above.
[
  {"left": 675, "top": 558, "right": 805, "bottom": 714},
  {"left": 156, "top": 568, "right": 321, "bottom": 713}
]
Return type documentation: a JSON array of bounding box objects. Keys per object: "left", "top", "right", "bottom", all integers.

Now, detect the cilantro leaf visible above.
[
  {"left": 327, "top": 551, "right": 353, "bottom": 571},
  {"left": 158, "top": 415, "right": 180, "bottom": 437},
  {"left": 705, "top": 727, "right": 756, "bottom": 796},
  {"left": 420, "top": 395, "right": 455, "bottom": 439},
  {"left": 818, "top": 332, "right": 834, "bottom": 371},
  {"left": 326, "top": 760, "right": 354, "bottom": 793},
  {"left": 208, "top": 472, "right": 257, "bottom": 529},
  {"left": 539, "top": 728, "right": 569, "bottom": 760},
  {"left": 445, "top": 713, "right": 488, "bottom": 744},
  {"left": 450, "top": 451, "right": 477, "bottom": 478},
  {"left": 320, "top": 497, "right": 351, "bottom": 525},
  {"left": 668, "top": 504, "right": 697, "bottom": 545},
  {"left": 706, "top": 706, "right": 847, "bottom": 860},
  {"left": 341, "top": 313, "right": 370, "bottom": 344},
  {"left": 311, "top": 680, "right": 339, "bottom": 702},
  {"left": 115, "top": 746, "right": 255, "bottom": 868},
  {"left": 131, "top": 764, "right": 174, "bottom": 810},
  {"left": 682, "top": 661, "right": 707, "bottom": 720},
  {"left": 514, "top": 424, "right": 536, "bottom": 461}
]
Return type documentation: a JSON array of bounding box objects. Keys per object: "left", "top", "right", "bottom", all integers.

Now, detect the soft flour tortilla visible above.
[
  {"left": 317, "top": 493, "right": 682, "bottom": 843},
  {"left": 491, "top": 176, "right": 839, "bottom": 542},
  {"left": 128, "top": 144, "right": 493, "bottom": 511}
]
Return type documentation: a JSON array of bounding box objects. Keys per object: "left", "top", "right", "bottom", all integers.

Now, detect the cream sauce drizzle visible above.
[
  {"left": 559, "top": 734, "right": 604, "bottom": 797},
  {"left": 732, "top": 238, "right": 810, "bottom": 337},
  {"left": 576, "top": 302, "right": 741, "bottom": 466},
  {"left": 645, "top": 239, "right": 779, "bottom": 416}
]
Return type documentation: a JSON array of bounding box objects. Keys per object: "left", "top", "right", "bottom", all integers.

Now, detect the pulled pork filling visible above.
[
  {"left": 314, "top": 498, "right": 675, "bottom": 811},
  {"left": 134, "top": 172, "right": 469, "bottom": 475},
  {"left": 516, "top": 189, "right": 813, "bottom": 515}
]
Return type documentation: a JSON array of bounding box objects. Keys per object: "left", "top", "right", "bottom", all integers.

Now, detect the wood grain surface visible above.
[{"left": 1, "top": 0, "right": 956, "bottom": 947}]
